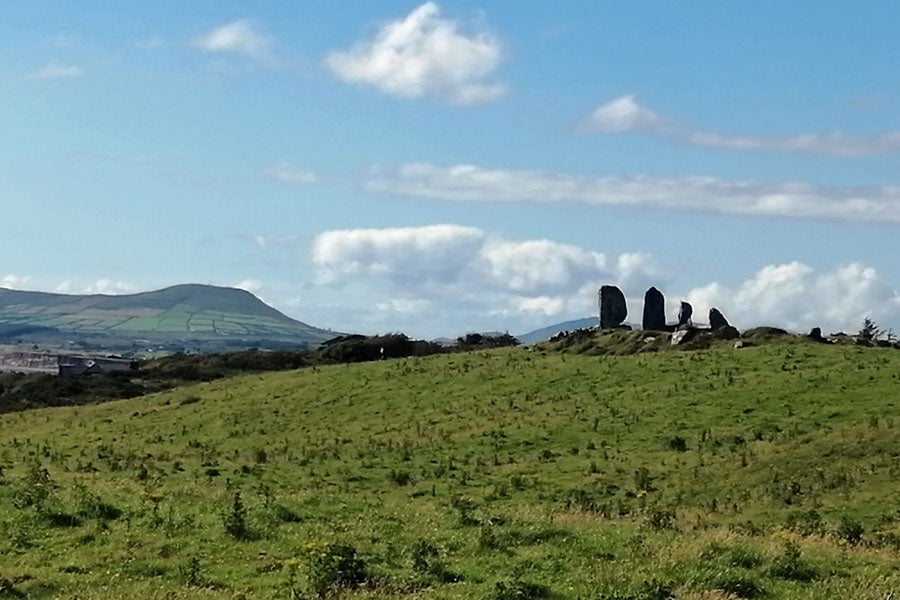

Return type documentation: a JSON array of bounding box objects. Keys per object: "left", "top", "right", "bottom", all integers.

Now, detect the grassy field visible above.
[{"left": 1, "top": 337, "right": 899, "bottom": 599}]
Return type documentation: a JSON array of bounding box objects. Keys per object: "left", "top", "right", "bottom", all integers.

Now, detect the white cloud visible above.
[
  {"left": 325, "top": 2, "right": 505, "bottom": 105},
  {"left": 84, "top": 279, "right": 134, "bottom": 295},
  {"left": 193, "top": 20, "right": 273, "bottom": 60},
  {"left": 264, "top": 163, "right": 317, "bottom": 184},
  {"left": 312, "top": 224, "right": 486, "bottom": 284},
  {"left": 366, "top": 162, "right": 900, "bottom": 223},
  {"left": 234, "top": 279, "right": 263, "bottom": 293},
  {"left": 580, "top": 95, "right": 669, "bottom": 133},
  {"left": 303, "top": 225, "right": 899, "bottom": 338},
  {"left": 54, "top": 280, "right": 73, "bottom": 293},
  {"left": 1, "top": 274, "right": 30, "bottom": 289},
  {"left": 30, "top": 62, "right": 83, "bottom": 80},
  {"left": 583, "top": 95, "right": 900, "bottom": 157},
  {"left": 311, "top": 225, "right": 661, "bottom": 323},
  {"left": 688, "top": 130, "right": 900, "bottom": 157},
  {"left": 685, "top": 262, "right": 900, "bottom": 333},
  {"left": 478, "top": 239, "right": 606, "bottom": 294}
]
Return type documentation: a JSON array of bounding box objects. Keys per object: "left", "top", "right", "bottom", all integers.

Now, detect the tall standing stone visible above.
[
  {"left": 677, "top": 302, "right": 693, "bottom": 328},
  {"left": 598, "top": 285, "right": 627, "bottom": 328},
  {"left": 642, "top": 287, "right": 666, "bottom": 331},
  {"left": 709, "top": 308, "right": 730, "bottom": 330}
]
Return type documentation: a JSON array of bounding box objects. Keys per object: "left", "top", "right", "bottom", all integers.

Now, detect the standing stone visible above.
[
  {"left": 709, "top": 308, "right": 730, "bottom": 330},
  {"left": 598, "top": 285, "right": 627, "bottom": 328},
  {"left": 677, "top": 301, "right": 693, "bottom": 328},
  {"left": 642, "top": 287, "right": 666, "bottom": 331}
]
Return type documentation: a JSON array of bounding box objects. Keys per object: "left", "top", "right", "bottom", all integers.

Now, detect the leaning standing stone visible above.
[{"left": 598, "top": 285, "right": 628, "bottom": 328}]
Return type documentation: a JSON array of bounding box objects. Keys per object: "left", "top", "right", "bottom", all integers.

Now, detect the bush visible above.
[
  {"left": 222, "top": 491, "right": 252, "bottom": 540},
  {"left": 665, "top": 436, "right": 688, "bottom": 452},
  {"left": 835, "top": 515, "right": 864, "bottom": 545},
  {"left": 768, "top": 542, "right": 818, "bottom": 582},
  {"left": 300, "top": 542, "right": 368, "bottom": 598}
]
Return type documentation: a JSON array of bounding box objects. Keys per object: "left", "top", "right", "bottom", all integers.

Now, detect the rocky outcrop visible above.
[
  {"left": 598, "top": 285, "right": 628, "bottom": 328},
  {"left": 708, "top": 308, "right": 730, "bottom": 330},
  {"left": 642, "top": 287, "right": 666, "bottom": 331},
  {"left": 677, "top": 302, "right": 693, "bottom": 328}
]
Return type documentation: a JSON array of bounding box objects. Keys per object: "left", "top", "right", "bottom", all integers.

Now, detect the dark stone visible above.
[
  {"left": 598, "top": 285, "right": 627, "bottom": 328},
  {"left": 677, "top": 301, "right": 693, "bottom": 328},
  {"left": 671, "top": 328, "right": 699, "bottom": 346},
  {"left": 711, "top": 325, "right": 740, "bottom": 340},
  {"left": 808, "top": 327, "right": 826, "bottom": 342},
  {"left": 642, "top": 287, "right": 666, "bottom": 331},
  {"left": 708, "top": 308, "right": 730, "bottom": 330}
]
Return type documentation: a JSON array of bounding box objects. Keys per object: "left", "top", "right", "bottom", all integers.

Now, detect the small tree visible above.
[{"left": 859, "top": 317, "right": 883, "bottom": 342}]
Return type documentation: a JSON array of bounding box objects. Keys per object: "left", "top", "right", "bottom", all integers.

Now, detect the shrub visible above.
[
  {"left": 665, "top": 436, "right": 688, "bottom": 452},
  {"left": 0, "top": 576, "right": 25, "bottom": 599},
  {"left": 768, "top": 542, "right": 818, "bottom": 582},
  {"left": 300, "top": 542, "right": 368, "bottom": 598},
  {"left": 223, "top": 491, "right": 251, "bottom": 540},
  {"left": 835, "top": 515, "right": 864, "bottom": 545},
  {"left": 12, "top": 461, "right": 53, "bottom": 510},
  {"left": 785, "top": 509, "right": 825, "bottom": 536}
]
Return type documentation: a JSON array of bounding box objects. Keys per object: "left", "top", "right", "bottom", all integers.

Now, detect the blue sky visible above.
[{"left": 2, "top": 2, "right": 899, "bottom": 337}]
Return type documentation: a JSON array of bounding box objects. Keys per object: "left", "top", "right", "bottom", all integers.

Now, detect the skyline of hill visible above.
[{"left": 0, "top": 283, "right": 338, "bottom": 354}]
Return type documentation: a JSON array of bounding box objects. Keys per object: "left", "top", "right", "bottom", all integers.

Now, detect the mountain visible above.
[
  {"left": 516, "top": 316, "right": 598, "bottom": 345},
  {"left": 0, "top": 284, "right": 338, "bottom": 354}
]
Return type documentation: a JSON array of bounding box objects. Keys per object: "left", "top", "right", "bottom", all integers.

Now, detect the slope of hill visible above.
[
  {"left": 516, "top": 316, "right": 597, "bottom": 344},
  {"left": 0, "top": 284, "right": 337, "bottom": 353},
  {"left": 0, "top": 339, "right": 898, "bottom": 598}
]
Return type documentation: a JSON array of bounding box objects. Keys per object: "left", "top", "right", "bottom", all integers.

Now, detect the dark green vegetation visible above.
[
  {"left": 1, "top": 336, "right": 899, "bottom": 598},
  {"left": 0, "top": 333, "right": 519, "bottom": 413},
  {"left": 0, "top": 284, "right": 337, "bottom": 353}
]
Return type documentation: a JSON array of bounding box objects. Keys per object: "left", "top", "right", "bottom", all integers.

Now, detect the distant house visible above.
[{"left": 57, "top": 355, "right": 135, "bottom": 377}]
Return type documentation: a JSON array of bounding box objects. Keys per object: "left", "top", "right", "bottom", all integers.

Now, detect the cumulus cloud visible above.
[
  {"left": 325, "top": 2, "right": 505, "bottom": 105},
  {"left": 193, "top": 20, "right": 273, "bottom": 60},
  {"left": 30, "top": 62, "right": 83, "bottom": 79},
  {"left": 264, "top": 163, "right": 317, "bottom": 184},
  {"left": 311, "top": 224, "right": 661, "bottom": 321},
  {"left": 366, "top": 162, "right": 900, "bottom": 223},
  {"left": 234, "top": 279, "right": 263, "bottom": 293},
  {"left": 84, "top": 279, "right": 134, "bottom": 295},
  {"left": 582, "top": 95, "right": 900, "bottom": 157},
  {"left": 303, "top": 225, "right": 899, "bottom": 337},
  {"left": 685, "top": 262, "right": 900, "bottom": 333},
  {"left": 313, "top": 224, "right": 487, "bottom": 285},
  {"left": 1, "top": 274, "right": 30, "bottom": 289},
  {"left": 579, "top": 95, "right": 669, "bottom": 133}
]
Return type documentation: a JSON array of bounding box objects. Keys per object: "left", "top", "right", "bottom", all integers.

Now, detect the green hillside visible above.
[
  {"left": 1, "top": 338, "right": 899, "bottom": 598},
  {"left": 0, "top": 284, "right": 337, "bottom": 352}
]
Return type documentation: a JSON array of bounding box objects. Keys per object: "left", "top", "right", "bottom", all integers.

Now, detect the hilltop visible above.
[
  {"left": 0, "top": 338, "right": 898, "bottom": 598},
  {"left": 0, "top": 284, "right": 338, "bottom": 354}
]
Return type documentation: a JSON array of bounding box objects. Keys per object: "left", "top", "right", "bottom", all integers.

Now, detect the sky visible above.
[{"left": 2, "top": 1, "right": 900, "bottom": 339}]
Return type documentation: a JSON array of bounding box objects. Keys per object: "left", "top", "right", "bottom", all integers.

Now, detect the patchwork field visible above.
[{"left": 1, "top": 338, "right": 899, "bottom": 598}]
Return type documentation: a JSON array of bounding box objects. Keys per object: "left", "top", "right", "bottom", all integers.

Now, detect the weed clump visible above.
[
  {"left": 222, "top": 491, "right": 253, "bottom": 540},
  {"left": 299, "top": 541, "right": 368, "bottom": 598},
  {"left": 768, "top": 541, "right": 818, "bottom": 582}
]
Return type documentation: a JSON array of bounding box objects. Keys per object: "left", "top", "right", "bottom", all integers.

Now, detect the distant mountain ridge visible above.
[
  {"left": 0, "top": 284, "right": 337, "bottom": 353},
  {"left": 516, "top": 317, "right": 598, "bottom": 345}
]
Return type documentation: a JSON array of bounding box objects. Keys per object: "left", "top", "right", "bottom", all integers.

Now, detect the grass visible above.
[{"left": 0, "top": 336, "right": 898, "bottom": 598}]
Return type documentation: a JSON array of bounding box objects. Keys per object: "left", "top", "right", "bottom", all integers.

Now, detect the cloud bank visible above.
[
  {"left": 305, "top": 225, "right": 899, "bottom": 337},
  {"left": 366, "top": 162, "right": 900, "bottom": 223},
  {"left": 325, "top": 2, "right": 504, "bottom": 105},
  {"left": 582, "top": 95, "right": 900, "bottom": 157},
  {"left": 686, "top": 262, "right": 900, "bottom": 333}
]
